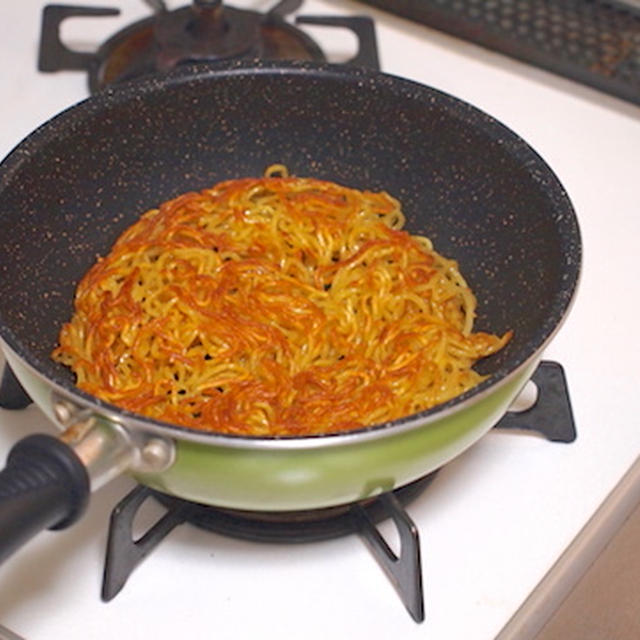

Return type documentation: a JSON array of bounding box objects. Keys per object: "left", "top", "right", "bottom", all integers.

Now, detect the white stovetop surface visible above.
[{"left": 1, "top": 1, "right": 640, "bottom": 639}]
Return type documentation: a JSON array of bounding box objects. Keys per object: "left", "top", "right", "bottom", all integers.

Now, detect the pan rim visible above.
[{"left": 0, "top": 60, "right": 582, "bottom": 447}]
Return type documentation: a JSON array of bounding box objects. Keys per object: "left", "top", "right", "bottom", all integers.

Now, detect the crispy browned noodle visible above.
[{"left": 52, "top": 165, "right": 511, "bottom": 436}]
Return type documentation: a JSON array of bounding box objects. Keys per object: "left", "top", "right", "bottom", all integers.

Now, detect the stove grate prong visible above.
[
  {"left": 0, "top": 364, "right": 32, "bottom": 410},
  {"left": 295, "top": 15, "right": 380, "bottom": 70},
  {"left": 101, "top": 485, "right": 188, "bottom": 601},
  {"left": 495, "top": 360, "right": 576, "bottom": 443},
  {"left": 352, "top": 492, "right": 425, "bottom": 623}
]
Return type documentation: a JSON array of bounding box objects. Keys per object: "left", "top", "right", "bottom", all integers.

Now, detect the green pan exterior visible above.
[
  {"left": 136, "top": 366, "right": 534, "bottom": 510},
  {"left": 4, "top": 346, "right": 535, "bottom": 511}
]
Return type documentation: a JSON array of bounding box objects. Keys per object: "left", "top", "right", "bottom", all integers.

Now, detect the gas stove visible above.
[
  {"left": 1, "top": 2, "right": 640, "bottom": 640},
  {"left": 37, "top": 0, "right": 381, "bottom": 91}
]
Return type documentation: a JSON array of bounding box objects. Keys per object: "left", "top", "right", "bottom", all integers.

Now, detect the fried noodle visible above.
[{"left": 52, "top": 166, "right": 512, "bottom": 436}]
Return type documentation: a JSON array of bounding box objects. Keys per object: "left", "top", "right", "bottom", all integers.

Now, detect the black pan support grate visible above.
[
  {"left": 358, "top": 0, "right": 640, "bottom": 107},
  {"left": 0, "top": 359, "right": 575, "bottom": 622},
  {"left": 37, "top": 2, "right": 380, "bottom": 93},
  {"left": 102, "top": 480, "right": 428, "bottom": 621}
]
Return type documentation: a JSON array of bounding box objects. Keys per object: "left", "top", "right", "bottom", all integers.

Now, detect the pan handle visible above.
[
  {"left": 0, "top": 406, "right": 175, "bottom": 565},
  {"left": 0, "top": 434, "right": 89, "bottom": 565}
]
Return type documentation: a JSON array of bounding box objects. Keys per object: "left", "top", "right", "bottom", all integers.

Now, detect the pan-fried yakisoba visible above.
[{"left": 53, "top": 165, "right": 511, "bottom": 436}]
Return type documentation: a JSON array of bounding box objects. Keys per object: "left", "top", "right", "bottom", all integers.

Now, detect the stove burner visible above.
[
  {"left": 37, "top": 1, "right": 380, "bottom": 93},
  {"left": 0, "top": 359, "right": 575, "bottom": 622},
  {"left": 102, "top": 477, "right": 430, "bottom": 621},
  {"left": 152, "top": 472, "right": 433, "bottom": 542}
]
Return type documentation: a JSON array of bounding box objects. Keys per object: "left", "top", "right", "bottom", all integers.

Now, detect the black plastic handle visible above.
[{"left": 0, "top": 434, "right": 90, "bottom": 565}]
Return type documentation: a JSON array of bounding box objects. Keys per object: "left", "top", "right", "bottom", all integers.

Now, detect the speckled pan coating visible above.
[{"left": 0, "top": 60, "right": 581, "bottom": 442}]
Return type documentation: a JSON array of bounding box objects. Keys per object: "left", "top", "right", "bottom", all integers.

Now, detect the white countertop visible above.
[{"left": 1, "top": 2, "right": 640, "bottom": 639}]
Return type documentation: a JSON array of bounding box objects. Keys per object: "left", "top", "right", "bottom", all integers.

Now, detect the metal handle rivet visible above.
[{"left": 140, "top": 438, "right": 174, "bottom": 471}]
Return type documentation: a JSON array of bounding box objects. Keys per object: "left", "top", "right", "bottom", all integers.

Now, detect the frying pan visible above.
[{"left": 0, "top": 60, "right": 580, "bottom": 564}]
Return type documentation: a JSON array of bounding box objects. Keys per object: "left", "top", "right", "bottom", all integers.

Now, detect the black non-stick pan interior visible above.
[{"left": 0, "top": 61, "right": 580, "bottom": 408}]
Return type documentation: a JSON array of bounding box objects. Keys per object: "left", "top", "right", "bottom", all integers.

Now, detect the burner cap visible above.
[
  {"left": 95, "top": 3, "right": 325, "bottom": 91},
  {"left": 38, "top": 2, "right": 380, "bottom": 94}
]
